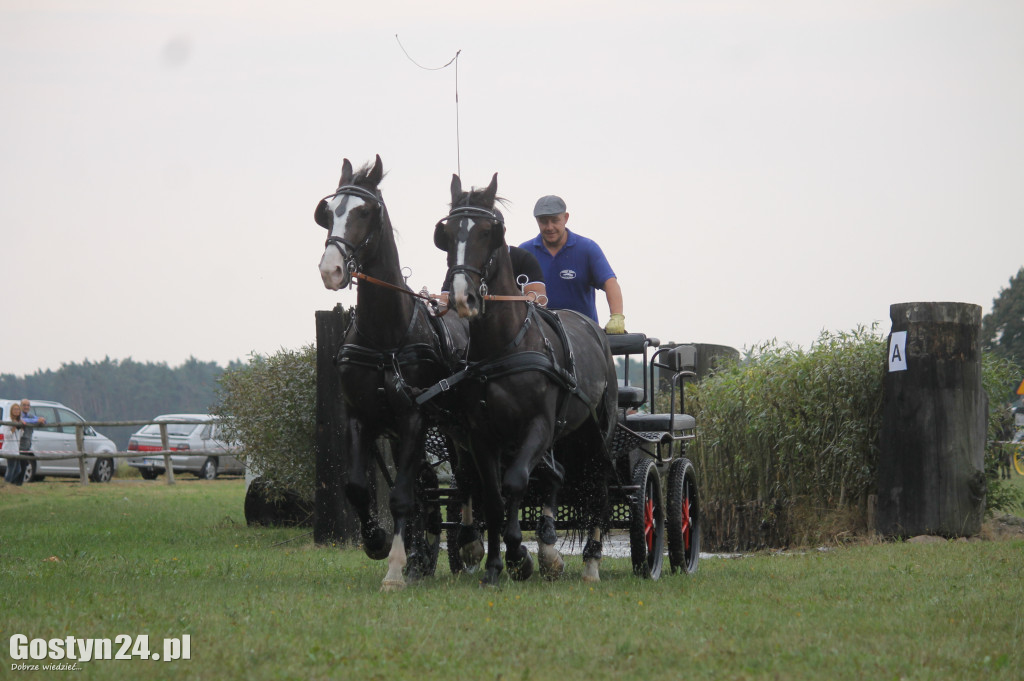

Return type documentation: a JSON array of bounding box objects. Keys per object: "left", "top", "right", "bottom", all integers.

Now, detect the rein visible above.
[{"left": 483, "top": 289, "right": 548, "bottom": 305}]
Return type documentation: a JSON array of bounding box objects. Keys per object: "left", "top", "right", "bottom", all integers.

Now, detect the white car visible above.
[
  {"left": 0, "top": 398, "right": 118, "bottom": 483},
  {"left": 126, "top": 414, "right": 243, "bottom": 480}
]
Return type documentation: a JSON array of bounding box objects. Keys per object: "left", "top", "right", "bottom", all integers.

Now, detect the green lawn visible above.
[{"left": 1, "top": 478, "right": 1022, "bottom": 681}]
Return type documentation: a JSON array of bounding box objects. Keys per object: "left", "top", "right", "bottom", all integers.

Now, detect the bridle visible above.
[
  {"left": 318, "top": 183, "right": 441, "bottom": 308},
  {"left": 436, "top": 205, "right": 547, "bottom": 311},
  {"left": 318, "top": 184, "right": 387, "bottom": 279}
]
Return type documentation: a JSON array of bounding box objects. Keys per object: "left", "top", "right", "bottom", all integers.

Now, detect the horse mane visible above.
[
  {"left": 451, "top": 188, "right": 509, "bottom": 211},
  {"left": 352, "top": 162, "right": 388, "bottom": 186},
  {"left": 348, "top": 161, "right": 395, "bottom": 235}
]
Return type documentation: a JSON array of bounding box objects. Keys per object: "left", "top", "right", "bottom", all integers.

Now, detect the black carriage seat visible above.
[
  {"left": 625, "top": 412, "right": 696, "bottom": 433},
  {"left": 625, "top": 343, "right": 698, "bottom": 438},
  {"left": 617, "top": 385, "right": 646, "bottom": 409},
  {"left": 607, "top": 333, "right": 658, "bottom": 356},
  {"left": 607, "top": 333, "right": 659, "bottom": 409}
]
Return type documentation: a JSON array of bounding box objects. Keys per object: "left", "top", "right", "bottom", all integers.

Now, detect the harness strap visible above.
[{"left": 337, "top": 341, "right": 445, "bottom": 371}]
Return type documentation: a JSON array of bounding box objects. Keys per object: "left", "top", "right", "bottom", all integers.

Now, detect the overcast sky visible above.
[{"left": 2, "top": 0, "right": 1021, "bottom": 377}]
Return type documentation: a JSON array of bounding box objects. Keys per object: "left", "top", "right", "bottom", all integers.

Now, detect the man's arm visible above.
[
  {"left": 603, "top": 277, "right": 623, "bottom": 315},
  {"left": 602, "top": 277, "right": 625, "bottom": 333}
]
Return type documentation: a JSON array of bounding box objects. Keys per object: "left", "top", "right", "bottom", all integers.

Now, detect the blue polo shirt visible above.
[{"left": 519, "top": 230, "right": 616, "bottom": 321}]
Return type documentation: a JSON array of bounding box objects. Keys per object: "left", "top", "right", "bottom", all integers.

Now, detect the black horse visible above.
[
  {"left": 316, "top": 155, "right": 476, "bottom": 590},
  {"left": 430, "top": 173, "right": 618, "bottom": 585}
]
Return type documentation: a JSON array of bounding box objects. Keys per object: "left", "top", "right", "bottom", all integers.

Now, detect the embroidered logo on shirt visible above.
[{"left": 559, "top": 269, "right": 577, "bottom": 280}]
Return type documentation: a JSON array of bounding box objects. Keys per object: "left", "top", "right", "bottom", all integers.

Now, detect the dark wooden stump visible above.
[
  {"left": 244, "top": 478, "right": 314, "bottom": 527},
  {"left": 314, "top": 304, "right": 359, "bottom": 544},
  {"left": 877, "top": 302, "right": 987, "bottom": 538},
  {"left": 692, "top": 343, "right": 740, "bottom": 380}
]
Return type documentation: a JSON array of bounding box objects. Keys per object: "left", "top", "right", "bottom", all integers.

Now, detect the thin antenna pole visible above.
[
  {"left": 454, "top": 52, "right": 461, "bottom": 177},
  {"left": 394, "top": 35, "right": 462, "bottom": 176}
]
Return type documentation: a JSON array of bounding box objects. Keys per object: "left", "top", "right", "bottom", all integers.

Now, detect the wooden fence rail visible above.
[{"left": 0, "top": 418, "right": 239, "bottom": 486}]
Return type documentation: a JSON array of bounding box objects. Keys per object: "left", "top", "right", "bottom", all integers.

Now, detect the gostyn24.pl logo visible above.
[{"left": 9, "top": 634, "right": 191, "bottom": 667}]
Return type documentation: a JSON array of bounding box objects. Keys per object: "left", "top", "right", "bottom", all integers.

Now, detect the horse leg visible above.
[
  {"left": 474, "top": 450, "right": 506, "bottom": 587},
  {"left": 537, "top": 506, "right": 564, "bottom": 581},
  {"left": 503, "top": 419, "right": 556, "bottom": 581},
  {"left": 503, "top": 494, "right": 534, "bottom": 582},
  {"left": 458, "top": 499, "right": 485, "bottom": 571},
  {"left": 381, "top": 420, "right": 426, "bottom": 591},
  {"left": 582, "top": 527, "right": 603, "bottom": 583},
  {"left": 342, "top": 422, "right": 389, "bottom": 560},
  {"left": 451, "top": 452, "right": 484, "bottom": 572},
  {"left": 536, "top": 472, "right": 564, "bottom": 580},
  {"left": 500, "top": 465, "right": 530, "bottom": 582}
]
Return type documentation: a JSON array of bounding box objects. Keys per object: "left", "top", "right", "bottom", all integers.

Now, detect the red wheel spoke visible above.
[
  {"left": 644, "top": 496, "right": 655, "bottom": 551},
  {"left": 681, "top": 497, "right": 691, "bottom": 551}
]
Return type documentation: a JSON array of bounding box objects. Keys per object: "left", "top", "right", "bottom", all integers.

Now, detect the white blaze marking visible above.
[
  {"left": 318, "top": 193, "right": 367, "bottom": 289},
  {"left": 451, "top": 218, "right": 475, "bottom": 314}
]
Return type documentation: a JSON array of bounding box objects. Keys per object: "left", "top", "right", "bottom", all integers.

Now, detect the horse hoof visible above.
[
  {"left": 538, "top": 542, "right": 564, "bottom": 581},
  {"left": 478, "top": 569, "right": 501, "bottom": 588},
  {"left": 362, "top": 527, "right": 390, "bottom": 561},
  {"left": 380, "top": 579, "right": 407, "bottom": 592},
  {"left": 459, "top": 539, "right": 485, "bottom": 572},
  {"left": 507, "top": 547, "right": 534, "bottom": 582}
]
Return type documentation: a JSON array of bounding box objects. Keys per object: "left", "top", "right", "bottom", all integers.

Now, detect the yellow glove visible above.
[{"left": 604, "top": 313, "right": 626, "bottom": 334}]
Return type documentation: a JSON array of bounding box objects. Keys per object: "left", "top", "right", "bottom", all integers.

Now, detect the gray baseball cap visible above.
[{"left": 533, "top": 195, "right": 567, "bottom": 217}]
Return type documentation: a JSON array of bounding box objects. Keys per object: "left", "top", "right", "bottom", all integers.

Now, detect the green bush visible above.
[
  {"left": 211, "top": 346, "right": 317, "bottom": 502},
  {"left": 688, "top": 326, "right": 1023, "bottom": 550},
  {"left": 687, "top": 327, "right": 886, "bottom": 550},
  {"left": 982, "top": 351, "right": 1024, "bottom": 513}
]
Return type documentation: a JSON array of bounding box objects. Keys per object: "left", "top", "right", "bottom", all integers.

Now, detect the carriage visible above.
[
  {"left": 420, "top": 331, "right": 702, "bottom": 581},
  {"left": 316, "top": 156, "right": 701, "bottom": 588}
]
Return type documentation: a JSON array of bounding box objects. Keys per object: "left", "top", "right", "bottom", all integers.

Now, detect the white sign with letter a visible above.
[{"left": 889, "top": 331, "right": 907, "bottom": 372}]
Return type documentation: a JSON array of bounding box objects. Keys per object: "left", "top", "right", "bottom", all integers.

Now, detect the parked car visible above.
[
  {"left": 126, "top": 414, "right": 243, "bottom": 480},
  {"left": 0, "top": 398, "right": 118, "bottom": 483}
]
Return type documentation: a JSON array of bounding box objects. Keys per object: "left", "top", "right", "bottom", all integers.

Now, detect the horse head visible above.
[
  {"left": 433, "top": 173, "right": 506, "bottom": 319},
  {"left": 316, "top": 155, "right": 386, "bottom": 290}
]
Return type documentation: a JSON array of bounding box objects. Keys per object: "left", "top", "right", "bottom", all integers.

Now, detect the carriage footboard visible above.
[{"left": 611, "top": 415, "right": 695, "bottom": 458}]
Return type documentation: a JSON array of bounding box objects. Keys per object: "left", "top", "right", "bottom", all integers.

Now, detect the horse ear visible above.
[
  {"left": 367, "top": 154, "right": 384, "bottom": 186},
  {"left": 339, "top": 158, "right": 353, "bottom": 187},
  {"left": 450, "top": 174, "right": 462, "bottom": 204},
  {"left": 433, "top": 222, "right": 450, "bottom": 251},
  {"left": 481, "top": 173, "right": 498, "bottom": 205}
]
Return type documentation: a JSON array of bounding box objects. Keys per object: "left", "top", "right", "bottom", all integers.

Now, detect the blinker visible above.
[{"left": 314, "top": 200, "right": 330, "bottom": 229}]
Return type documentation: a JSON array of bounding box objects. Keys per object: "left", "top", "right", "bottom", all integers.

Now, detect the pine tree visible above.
[{"left": 981, "top": 267, "right": 1024, "bottom": 367}]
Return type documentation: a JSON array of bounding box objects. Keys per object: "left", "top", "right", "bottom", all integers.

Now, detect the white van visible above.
[{"left": 0, "top": 398, "right": 118, "bottom": 483}]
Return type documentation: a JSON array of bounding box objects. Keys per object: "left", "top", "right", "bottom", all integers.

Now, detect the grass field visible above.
[{"left": 1, "top": 476, "right": 1022, "bottom": 681}]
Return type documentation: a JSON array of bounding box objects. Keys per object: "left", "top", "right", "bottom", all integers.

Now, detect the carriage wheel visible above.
[
  {"left": 405, "top": 464, "right": 441, "bottom": 580},
  {"left": 1014, "top": 445, "right": 1024, "bottom": 476},
  {"left": 629, "top": 456, "right": 664, "bottom": 580},
  {"left": 666, "top": 457, "right": 700, "bottom": 575}
]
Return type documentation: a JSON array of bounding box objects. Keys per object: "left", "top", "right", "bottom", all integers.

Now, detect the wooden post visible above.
[
  {"left": 76, "top": 424, "right": 88, "bottom": 485},
  {"left": 314, "top": 304, "right": 359, "bottom": 544},
  {"left": 160, "top": 422, "right": 176, "bottom": 485},
  {"left": 877, "top": 302, "right": 987, "bottom": 538}
]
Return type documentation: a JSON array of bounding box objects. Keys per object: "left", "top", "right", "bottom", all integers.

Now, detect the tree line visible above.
[{"left": 0, "top": 356, "right": 242, "bottom": 450}]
